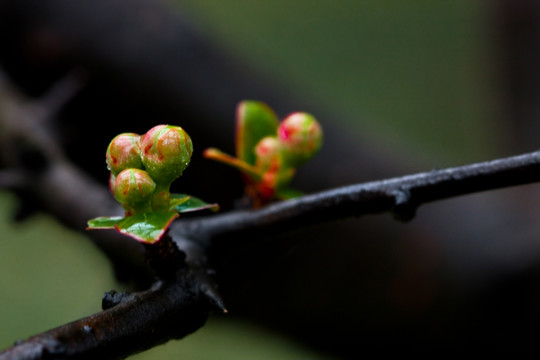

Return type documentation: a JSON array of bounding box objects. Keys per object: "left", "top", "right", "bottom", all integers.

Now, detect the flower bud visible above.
[
  {"left": 253, "top": 136, "right": 297, "bottom": 204},
  {"left": 113, "top": 168, "right": 156, "bottom": 214},
  {"left": 106, "top": 133, "right": 143, "bottom": 176},
  {"left": 254, "top": 136, "right": 281, "bottom": 172},
  {"left": 140, "top": 125, "right": 193, "bottom": 185},
  {"left": 277, "top": 112, "right": 322, "bottom": 167}
]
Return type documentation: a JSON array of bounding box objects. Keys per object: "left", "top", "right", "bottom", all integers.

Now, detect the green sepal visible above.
[
  {"left": 236, "top": 101, "right": 279, "bottom": 166},
  {"left": 171, "top": 193, "right": 220, "bottom": 213},
  {"left": 87, "top": 212, "right": 179, "bottom": 244}
]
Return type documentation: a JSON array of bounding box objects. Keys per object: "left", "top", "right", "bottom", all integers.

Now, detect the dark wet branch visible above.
[
  {"left": 0, "top": 271, "right": 210, "bottom": 360},
  {"left": 173, "top": 150, "right": 540, "bottom": 248},
  {"left": 0, "top": 235, "right": 226, "bottom": 360}
]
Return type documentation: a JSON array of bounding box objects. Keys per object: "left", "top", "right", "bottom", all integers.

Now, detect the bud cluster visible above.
[
  {"left": 204, "top": 101, "right": 323, "bottom": 206},
  {"left": 106, "top": 125, "right": 193, "bottom": 215},
  {"left": 252, "top": 112, "right": 322, "bottom": 202}
]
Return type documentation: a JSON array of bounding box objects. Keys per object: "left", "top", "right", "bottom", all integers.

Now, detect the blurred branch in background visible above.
[
  {"left": 1, "top": 0, "right": 540, "bottom": 357},
  {"left": 0, "top": 70, "right": 151, "bottom": 285}
]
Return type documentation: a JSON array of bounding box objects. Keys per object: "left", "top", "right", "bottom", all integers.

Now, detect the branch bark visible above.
[
  {"left": 173, "top": 150, "right": 540, "bottom": 247},
  {"left": 0, "top": 271, "right": 210, "bottom": 360}
]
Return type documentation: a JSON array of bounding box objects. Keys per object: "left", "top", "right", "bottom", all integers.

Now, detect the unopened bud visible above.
[
  {"left": 254, "top": 136, "right": 281, "bottom": 171},
  {"left": 278, "top": 113, "right": 322, "bottom": 167},
  {"left": 140, "top": 125, "right": 193, "bottom": 185},
  {"left": 113, "top": 168, "right": 156, "bottom": 214},
  {"left": 106, "top": 133, "right": 143, "bottom": 176},
  {"left": 254, "top": 136, "right": 297, "bottom": 204}
]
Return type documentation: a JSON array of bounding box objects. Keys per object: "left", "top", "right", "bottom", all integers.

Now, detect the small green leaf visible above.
[
  {"left": 171, "top": 193, "right": 220, "bottom": 213},
  {"left": 236, "top": 101, "right": 279, "bottom": 166},
  {"left": 87, "top": 212, "right": 179, "bottom": 244},
  {"left": 116, "top": 212, "right": 179, "bottom": 244},
  {"left": 87, "top": 216, "right": 124, "bottom": 229}
]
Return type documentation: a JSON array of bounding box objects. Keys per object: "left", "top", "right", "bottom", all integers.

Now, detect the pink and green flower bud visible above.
[
  {"left": 251, "top": 137, "right": 297, "bottom": 205},
  {"left": 277, "top": 112, "right": 323, "bottom": 167},
  {"left": 140, "top": 125, "right": 193, "bottom": 186},
  {"left": 113, "top": 168, "right": 156, "bottom": 215},
  {"left": 106, "top": 133, "right": 143, "bottom": 176},
  {"left": 254, "top": 136, "right": 281, "bottom": 172}
]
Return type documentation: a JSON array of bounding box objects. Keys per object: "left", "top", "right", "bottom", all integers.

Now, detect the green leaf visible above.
[
  {"left": 171, "top": 193, "right": 220, "bottom": 213},
  {"left": 116, "top": 212, "right": 179, "bottom": 244},
  {"left": 87, "top": 216, "right": 124, "bottom": 229},
  {"left": 236, "top": 101, "right": 279, "bottom": 166},
  {"left": 169, "top": 195, "right": 190, "bottom": 210},
  {"left": 87, "top": 212, "right": 179, "bottom": 244}
]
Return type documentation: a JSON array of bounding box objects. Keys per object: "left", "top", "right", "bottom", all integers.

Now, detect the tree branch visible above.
[
  {"left": 0, "top": 270, "right": 211, "bottom": 360},
  {"left": 173, "top": 150, "right": 540, "bottom": 248}
]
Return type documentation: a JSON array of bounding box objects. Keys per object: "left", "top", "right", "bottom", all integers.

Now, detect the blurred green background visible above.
[
  {"left": 0, "top": 0, "right": 502, "bottom": 358},
  {"left": 177, "top": 0, "right": 500, "bottom": 162}
]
